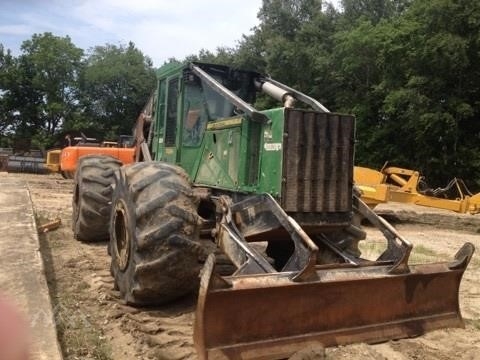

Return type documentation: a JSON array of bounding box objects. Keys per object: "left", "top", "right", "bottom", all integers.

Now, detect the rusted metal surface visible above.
[
  {"left": 195, "top": 193, "right": 474, "bottom": 359},
  {"left": 217, "top": 194, "right": 317, "bottom": 279},
  {"left": 194, "top": 242, "right": 474, "bottom": 360},
  {"left": 282, "top": 110, "right": 354, "bottom": 220},
  {"left": 217, "top": 194, "right": 412, "bottom": 277}
]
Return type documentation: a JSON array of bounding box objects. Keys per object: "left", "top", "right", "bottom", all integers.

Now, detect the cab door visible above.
[{"left": 155, "top": 76, "right": 179, "bottom": 164}]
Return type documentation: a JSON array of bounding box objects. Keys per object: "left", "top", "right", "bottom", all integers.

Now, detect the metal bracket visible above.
[
  {"left": 190, "top": 64, "right": 270, "bottom": 124},
  {"left": 214, "top": 194, "right": 318, "bottom": 281},
  {"left": 354, "top": 195, "right": 412, "bottom": 274},
  {"left": 264, "top": 77, "right": 330, "bottom": 113}
]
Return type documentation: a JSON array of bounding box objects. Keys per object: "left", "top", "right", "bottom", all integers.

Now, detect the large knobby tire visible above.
[
  {"left": 109, "top": 162, "right": 206, "bottom": 306},
  {"left": 73, "top": 155, "right": 122, "bottom": 242}
]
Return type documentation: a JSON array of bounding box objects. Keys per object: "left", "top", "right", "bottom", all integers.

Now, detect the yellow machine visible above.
[
  {"left": 45, "top": 149, "right": 62, "bottom": 173},
  {"left": 355, "top": 165, "right": 480, "bottom": 214}
]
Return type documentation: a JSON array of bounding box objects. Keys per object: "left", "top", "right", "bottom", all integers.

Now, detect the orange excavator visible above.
[
  {"left": 46, "top": 134, "right": 135, "bottom": 178},
  {"left": 355, "top": 164, "right": 480, "bottom": 214}
]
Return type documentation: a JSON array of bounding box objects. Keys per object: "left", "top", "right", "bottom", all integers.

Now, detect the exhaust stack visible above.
[{"left": 255, "top": 79, "right": 296, "bottom": 108}]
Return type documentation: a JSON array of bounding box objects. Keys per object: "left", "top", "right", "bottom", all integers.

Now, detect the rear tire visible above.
[
  {"left": 73, "top": 155, "right": 122, "bottom": 241},
  {"left": 110, "top": 162, "right": 207, "bottom": 306}
]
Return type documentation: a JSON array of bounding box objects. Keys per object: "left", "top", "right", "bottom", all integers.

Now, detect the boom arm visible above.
[{"left": 355, "top": 165, "right": 480, "bottom": 214}]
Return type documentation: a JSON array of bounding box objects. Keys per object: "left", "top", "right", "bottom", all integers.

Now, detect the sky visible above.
[{"left": 0, "top": 0, "right": 265, "bottom": 67}]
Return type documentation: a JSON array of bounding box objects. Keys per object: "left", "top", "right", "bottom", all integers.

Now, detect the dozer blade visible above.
[{"left": 194, "top": 243, "right": 474, "bottom": 360}]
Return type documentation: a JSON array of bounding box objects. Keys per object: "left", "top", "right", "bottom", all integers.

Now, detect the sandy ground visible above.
[{"left": 11, "top": 172, "right": 480, "bottom": 359}]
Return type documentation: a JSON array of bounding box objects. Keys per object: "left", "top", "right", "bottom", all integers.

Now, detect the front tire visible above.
[{"left": 110, "top": 162, "right": 206, "bottom": 306}]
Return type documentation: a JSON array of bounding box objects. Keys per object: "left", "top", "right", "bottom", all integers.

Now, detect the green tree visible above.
[
  {"left": 331, "top": 20, "right": 389, "bottom": 165},
  {"left": 0, "top": 33, "right": 83, "bottom": 150},
  {"left": 383, "top": 0, "right": 480, "bottom": 184},
  {"left": 340, "top": 0, "right": 411, "bottom": 25},
  {"left": 242, "top": 0, "right": 339, "bottom": 109},
  {"left": 231, "top": 31, "right": 268, "bottom": 72},
  {"left": 0, "top": 43, "right": 39, "bottom": 148},
  {"left": 258, "top": 0, "right": 323, "bottom": 39},
  {"left": 186, "top": 47, "right": 236, "bottom": 65},
  {"left": 332, "top": 0, "right": 480, "bottom": 186},
  {"left": 21, "top": 33, "right": 83, "bottom": 145},
  {"left": 79, "top": 42, "right": 155, "bottom": 139},
  {"left": 0, "top": 45, "right": 16, "bottom": 138}
]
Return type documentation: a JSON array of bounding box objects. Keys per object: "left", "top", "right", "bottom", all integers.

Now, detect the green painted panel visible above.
[
  {"left": 257, "top": 108, "right": 285, "bottom": 197},
  {"left": 195, "top": 127, "right": 241, "bottom": 189},
  {"left": 192, "top": 109, "right": 285, "bottom": 196},
  {"left": 150, "top": 62, "right": 287, "bottom": 198},
  {"left": 179, "top": 146, "right": 202, "bottom": 178},
  {"left": 152, "top": 79, "right": 166, "bottom": 160}
]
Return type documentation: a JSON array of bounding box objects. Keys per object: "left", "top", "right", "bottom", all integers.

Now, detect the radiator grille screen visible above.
[{"left": 281, "top": 109, "right": 354, "bottom": 214}]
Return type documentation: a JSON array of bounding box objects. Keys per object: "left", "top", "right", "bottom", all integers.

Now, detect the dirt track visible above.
[{"left": 14, "top": 172, "right": 480, "bottom": 359}]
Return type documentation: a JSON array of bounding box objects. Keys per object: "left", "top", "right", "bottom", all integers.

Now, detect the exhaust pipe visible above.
[{"left": 255, "top": 80, "right": 296, "bottom": 108}]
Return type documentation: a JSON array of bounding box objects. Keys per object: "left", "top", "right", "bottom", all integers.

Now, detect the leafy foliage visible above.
[
  {"left": 0, "top": 45, "right": 16, "bottom": 142},
  {"left": 2, "top": 1, "right": 480, "bottom": 188},
  {"left": 0, "top": 35, "right": 154, "bottom": 149},
  {"left": 189, "top": 0, "right": 480, "bottom": 188},
  {"left": 0, "top": 33, "right": 84, "bottom": 150},
  {"left": 78, "top": 42, "right": 155, "bottom": 140}
]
